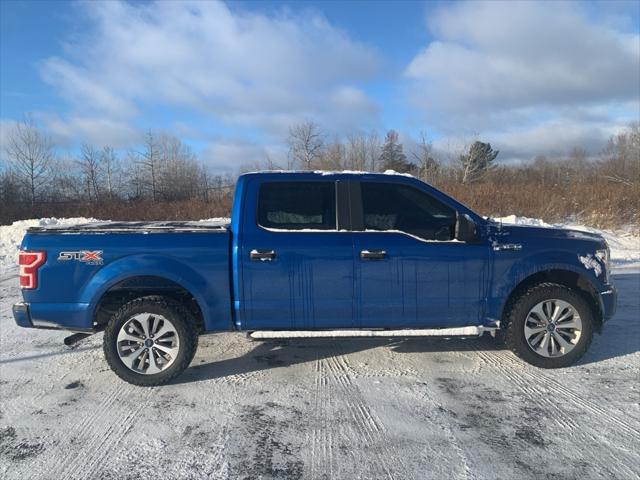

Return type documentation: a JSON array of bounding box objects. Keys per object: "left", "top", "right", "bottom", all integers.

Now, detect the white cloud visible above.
[
  {"left": 40, "top": 114, "right": 140, "bottom": 149},
  {"left": 202, "top": 140, "right": 287, "bottom": 171},
  {"left": 431, "top": 114, "right": 635, "bottom": 164},
  {"left": 0, "top": 119, "right": 20, "bottom": 163},
  {"left": 405, "top": 0, "right": 640, "bottom": 158},
  {"left": 40, "top": 0, "right": 381, "bottom": 138}
]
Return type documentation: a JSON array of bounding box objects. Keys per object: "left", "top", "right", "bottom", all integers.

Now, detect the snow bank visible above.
[
  {"left": 495, "top": 215, "right": 640, "bottom": 270},
  {"left": 0, "top": 217, "right": 98, "bottom": 276}
]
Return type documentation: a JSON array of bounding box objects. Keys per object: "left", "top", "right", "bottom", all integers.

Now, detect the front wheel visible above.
[
  {"left": 103, "top": 296, "right": 198, "bottom": 386},
  {"left": 505, "top": 283, "right": 593, "bottom": 368}
]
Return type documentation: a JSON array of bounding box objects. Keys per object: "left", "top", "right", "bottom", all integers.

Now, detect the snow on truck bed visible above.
[
  {"left": 0, "top": 216, "right": 638, "bottom": 276},
  {"left": 27, "top": 219, "right": 230, "bottom": 233}
]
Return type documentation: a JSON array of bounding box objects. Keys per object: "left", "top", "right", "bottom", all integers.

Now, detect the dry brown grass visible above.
[
  {"left": 435, "top": 180, "right": 639, "bottom": 229},
  {"left": 1, "top": 197, "right": 234, "bottom": 224},
  {"left": 2, "top": 178, "right": 637, "bottom": 230}
]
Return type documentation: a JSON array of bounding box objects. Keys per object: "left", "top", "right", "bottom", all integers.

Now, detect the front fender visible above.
[
  {"left": 489, "top": 249, "right": 606, "bottom": 320},
  {"left": 81, "top": 254, "right": 220, "bottom": 330}
]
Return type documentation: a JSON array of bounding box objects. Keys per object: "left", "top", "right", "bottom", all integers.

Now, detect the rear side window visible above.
[
  {"left": 361, "top": 182, "right": 456, "bottom": 241},
  {"left": 258, "top": 182, "right": 336, "bottom": 230}
]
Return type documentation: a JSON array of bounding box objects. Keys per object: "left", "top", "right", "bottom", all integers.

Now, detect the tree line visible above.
[
  {"left": 282, "top": 120, "right": 638, "bottom": 187},
  {"left": 1, "top": 118, "right": 235, "bottom": 214},
  {"left": 1, "top": 117, "right": 638, "bottom": 226}
]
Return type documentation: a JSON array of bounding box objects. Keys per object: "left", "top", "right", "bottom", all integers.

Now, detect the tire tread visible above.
[
  {"left": 103, "top": 295, "right": 198, "bottom": 386},
  {"left": 504, "top": 282, "right": 593, "bottom": 368}
]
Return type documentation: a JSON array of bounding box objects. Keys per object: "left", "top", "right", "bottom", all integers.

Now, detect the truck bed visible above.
[
  {"left": 27, "top": 220, "right": 230, "bottom": 234},
  {"left": 19, "top": 221, "right": 233, "bottom": 332}
]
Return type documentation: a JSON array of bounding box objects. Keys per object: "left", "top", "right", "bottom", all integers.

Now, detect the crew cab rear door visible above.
[
  {"left": 351, "top": 180, "right": 490, "bottom": 328},
  {"left": 238, "top": 179, "right": 355, "bottom": 330}
]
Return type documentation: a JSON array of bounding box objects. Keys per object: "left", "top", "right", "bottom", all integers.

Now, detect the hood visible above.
[{"left": 492, "top": 223, "right": 606, "bottom": 246}]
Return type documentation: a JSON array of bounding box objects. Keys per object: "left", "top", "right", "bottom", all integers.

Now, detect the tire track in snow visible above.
[
  {"left": 308, "top": 354, "right": 335, "bottom": 479},
  {"left": 406, "top": 382, "right": 475, "bottom": 480},
  {"left": 23, "top": 379, "right": 154, "bottom": 480},
  {"left": 60, "top": 384, "right": 155, "bottom": 480},
  {"left": 472, "top": 344, "right": 640, "bottom": 479},
  {"left": 477, "top": 346, "right": 640, "bottom": 438},
  {"left": 307, "top": 347, "right": 399, "bottom": 479},
  {"left": 21, "top": 380, "right": 126, "bottom": 479},
  {"left": 322, "top": 347, "right": 410, "bottom": 480}
]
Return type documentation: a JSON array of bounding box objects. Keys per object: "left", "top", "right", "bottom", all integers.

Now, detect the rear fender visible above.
[{"left": 81, "top": 255, "right": 221, "bottom": 331}]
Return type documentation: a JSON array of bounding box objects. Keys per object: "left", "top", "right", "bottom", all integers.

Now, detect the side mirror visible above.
[{"left": 455, "top": 213, "right": 477, "bottom": 242}]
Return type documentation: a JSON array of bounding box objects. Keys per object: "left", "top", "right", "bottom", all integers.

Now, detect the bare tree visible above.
[
  {"left": 319, "top": 140, "right": 346, "bottom": 170},
  {"left": 101, "top": 146, "right": 121, "bottom": 200},
  {"left": 346, "top": 133, "right": 367, "bottom": 170},
  {"left": 287, "top": 121, "right": 325, "bottom": 170},
  {"left": 4, "top": 117, "right": 55, "bottom": 206},
  {"left": 603, "top": 122, "right": 640, "bottom": 185},
  {"left": 0, "top": 168, "right": 21, "bottom": 207},
  {"left": 412, "top": 131, "right": 439, "bottom": 182},
  {"left": 263, "top": 153, "right": 279, "bottom": 170},
  {"left": 459, "top": 141, "right": 499, "bottom": 183},
  {"left": 137, "top": 131, "right": 161, "bottom": 201},
  {"left": 76, "top": 143, "right": 102, "bottom": 202},
  {"left": 365, "top": 131, "right": 380, "bottom": 172},
  {"left": 126, "top": 151, "right": 145, "bottom": 200},
  {"left": 157, "top": 134, "right": 201, "bottom": 200}
]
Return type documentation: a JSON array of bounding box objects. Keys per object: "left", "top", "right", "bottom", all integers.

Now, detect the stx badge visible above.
[{"left": 58, "top": 250, "right": 104, "bottom": 265}]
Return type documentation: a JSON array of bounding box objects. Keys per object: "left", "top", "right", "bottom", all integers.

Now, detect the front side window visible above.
[
  {"left": 361, "top": 182, "right": 456, "bottom": 241},
  {"left": 258, "top": 182, "right": 336, "bottom": 230}
]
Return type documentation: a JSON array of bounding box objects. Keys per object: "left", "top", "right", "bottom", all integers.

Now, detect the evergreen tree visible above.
[
  {"left": 379, "top": 130, "right": 413, "bottom": 173},
  {"left": 459, "top": 141, "right": 499, "bottom": 183}
]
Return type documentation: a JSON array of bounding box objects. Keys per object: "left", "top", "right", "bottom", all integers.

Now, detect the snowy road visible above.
[{"left": 1, "top": 270, "right": 639, "bottom": 479}]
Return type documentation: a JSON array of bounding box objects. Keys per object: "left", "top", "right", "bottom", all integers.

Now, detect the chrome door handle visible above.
[
  {"left": 250, "top": 249, "right": 276, "bottom": 261},
  {"left": 360, "top": 249, "right": 386, "bottom": 260}
]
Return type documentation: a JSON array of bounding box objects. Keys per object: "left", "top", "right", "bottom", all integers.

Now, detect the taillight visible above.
[{"left": 19, "top": 251, "right": 46, "bottom": 289}]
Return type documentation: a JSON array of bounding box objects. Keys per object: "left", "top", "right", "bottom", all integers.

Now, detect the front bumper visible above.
[{"left": 13, "top": 302, "right": 94, "bottom": 333}]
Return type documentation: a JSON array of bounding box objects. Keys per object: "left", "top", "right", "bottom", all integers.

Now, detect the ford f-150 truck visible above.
[{"left": 13, "top": 172, "right": 617, "bottom": 385}]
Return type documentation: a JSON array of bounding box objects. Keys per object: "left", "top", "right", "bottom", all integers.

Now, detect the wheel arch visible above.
[
  {"left": 93, "top": 275, "right": 205, "bottom": 333},
  {"left": 500, "top": 269, "right": 603, "bottom": 332}
]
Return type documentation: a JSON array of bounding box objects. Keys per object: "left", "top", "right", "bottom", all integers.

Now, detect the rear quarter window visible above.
[{"left": 257, "top": 182, "right": 336, "bottom": 230}]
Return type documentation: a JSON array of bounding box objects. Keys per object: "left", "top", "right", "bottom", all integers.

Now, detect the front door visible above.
[
  {"left": 240, "top": 180, "right": 355, "bottom": 330},
  {"left": 352, "top": 181, "right": 489, "bottom": 328}
]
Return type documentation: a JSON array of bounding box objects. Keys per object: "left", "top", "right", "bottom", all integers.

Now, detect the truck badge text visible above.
[{"left": 58, "top": 251, "right": 103, "bottom": 265}]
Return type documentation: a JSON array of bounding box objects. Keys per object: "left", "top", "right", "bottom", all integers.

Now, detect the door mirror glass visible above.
[{"left": 455, "top": 213, "right": 477, "bottom": 242}]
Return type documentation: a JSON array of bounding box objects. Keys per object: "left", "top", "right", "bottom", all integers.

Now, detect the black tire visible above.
[
  {"left": 103, "top": 295, "right": 198, "bottom": 386},
  {"left": 505, "top": 283, "right": 593, "bottom": 368}
]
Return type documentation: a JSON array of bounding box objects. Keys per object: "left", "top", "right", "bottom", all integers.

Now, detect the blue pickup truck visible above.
[{"left": 13, "top": 172, "right": 616, "bottom": 385}]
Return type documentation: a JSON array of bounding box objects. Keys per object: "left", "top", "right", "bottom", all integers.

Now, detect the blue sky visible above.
[{"left": 1, "top": 0, "right": 638, "bottom": 171}]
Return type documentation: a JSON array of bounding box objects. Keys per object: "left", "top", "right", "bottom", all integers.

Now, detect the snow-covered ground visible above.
[{"left": 1, "top": 217, "right": 639, "bottom": 479}]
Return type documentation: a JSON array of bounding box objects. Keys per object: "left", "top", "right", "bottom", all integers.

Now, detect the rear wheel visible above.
[
  {"left": 103, "top": 296, "right": 198, "bottom": 386},
  {"left": 505, "top": 283, "right": 593, "bottom": 368}
]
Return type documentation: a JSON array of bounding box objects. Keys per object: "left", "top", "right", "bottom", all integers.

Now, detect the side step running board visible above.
[
  {"left": 249, "top": 325, "right": 499, "bottom": 340},
  {"left": 64, "top": 332, "right": 93, "bottom": 346}
]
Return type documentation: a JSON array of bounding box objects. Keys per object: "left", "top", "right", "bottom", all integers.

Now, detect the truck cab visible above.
[{"left": 233, "top": 172, "right": 488, "bottom": 331}]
